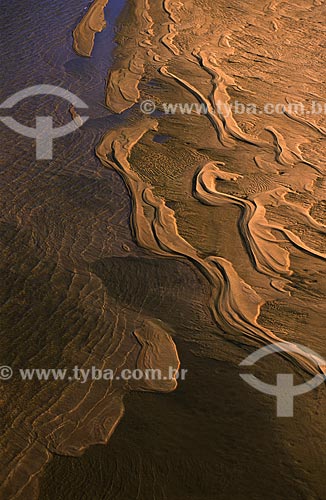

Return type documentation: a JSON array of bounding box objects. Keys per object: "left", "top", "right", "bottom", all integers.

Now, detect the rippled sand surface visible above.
[{"left": 1, "top": 0, "right": 326, "bottom": 498}]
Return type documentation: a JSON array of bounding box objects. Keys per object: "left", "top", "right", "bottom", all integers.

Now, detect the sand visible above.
[{"left": 1, "top": 0, "right": 325, "bottom": 498}]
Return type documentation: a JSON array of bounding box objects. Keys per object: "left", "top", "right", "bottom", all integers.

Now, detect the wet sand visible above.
[
  {"left": 0, "top": 0, "right": 325, "bottom": 498},
  {"left": 73, "top": 0, "right": 110, "bottom": 57}
]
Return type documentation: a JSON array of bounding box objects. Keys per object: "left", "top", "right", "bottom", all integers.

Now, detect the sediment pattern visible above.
[
  {"left": 105, "top": 0, "right": 154, "bottom": 112},
  {"left": 1, "top": 0, "right": 326, "bottom": 497},
  {"left": 73, "top": 0, "right": 109, "bottom": 57}
]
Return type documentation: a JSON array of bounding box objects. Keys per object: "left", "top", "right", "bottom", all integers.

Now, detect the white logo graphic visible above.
[
  {"left": 240, "top": 342, "right": 325, "bottom": 417},
  {"left": 0, "top": 85, "right": 88, "bottom": 159}
]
